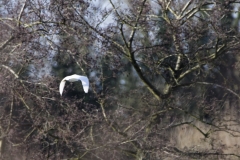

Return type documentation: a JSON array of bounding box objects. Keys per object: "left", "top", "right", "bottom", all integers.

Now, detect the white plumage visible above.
[{"left": 59, "top": 74, "right": 89, "bottom": 96}]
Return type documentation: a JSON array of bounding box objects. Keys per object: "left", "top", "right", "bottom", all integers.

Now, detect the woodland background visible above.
[{"left": 1, "top": 0, "right": 240, "bottom": 159}]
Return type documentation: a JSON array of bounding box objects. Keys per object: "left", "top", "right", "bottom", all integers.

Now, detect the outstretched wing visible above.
[
  {"left": 60, "top": 74, "right": 89, "bottom": 95},
  {"left": 59, "top": 80, "right": 66, "bottom": 96},
  {"left": 77, "top": 76, "right": 89, "bottom": 93}
]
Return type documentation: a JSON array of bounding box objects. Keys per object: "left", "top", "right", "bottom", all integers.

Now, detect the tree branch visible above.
[
  {"left": 17, "top": 0, "right": 27, "bottom": 27},
  {"left": 0, "top": 36, "right": 14, "bottom": 52}
]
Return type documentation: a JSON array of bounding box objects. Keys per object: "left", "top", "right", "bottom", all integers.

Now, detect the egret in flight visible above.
[{"left": 59, "top": 74, "right": 89, "bottom": 96}]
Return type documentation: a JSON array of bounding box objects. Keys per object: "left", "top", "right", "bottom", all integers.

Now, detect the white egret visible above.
[{"left": 59, "top": 74, "right": 89, "bottom": 96}]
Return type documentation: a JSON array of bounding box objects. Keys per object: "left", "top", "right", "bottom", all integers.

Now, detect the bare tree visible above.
[{"left": 1, "top": 0, "right": 240, "bottom": 159}]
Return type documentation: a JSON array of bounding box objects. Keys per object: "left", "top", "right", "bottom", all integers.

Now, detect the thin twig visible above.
[
  {"left": 17, "top": 0, "right": 27, "bottom": 27},
  {"left": 197, "top": 82, "right": 240, "bottom": 100}
]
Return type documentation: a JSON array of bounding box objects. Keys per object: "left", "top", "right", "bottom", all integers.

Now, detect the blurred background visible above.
[{"left": 1, "top": 0, "right": 240, "bottom": 159}]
